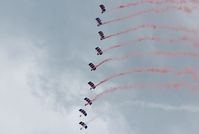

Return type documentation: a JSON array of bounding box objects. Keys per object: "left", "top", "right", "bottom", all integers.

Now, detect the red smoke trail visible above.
[
  {"left": 95, "top": 58, "right": 113, "bottom": 68},
  {"left": 95, "top": 51, "right": 199, "bottom": 69},
  {"left": 103, "top": 5, "right": 193, "bottom": 25},
  {"left": 95, "top": 67, "right": 174, "bottom": 87},
  {"left": 112, "top": 0, "right": 198, "bottom": 11},
  {"left": 103, "top": 36, "right": 160, "bottom": 52},
  {"left": 106, "top": 23, "right": 197, "bottom": 39},
  {"left": 91, "top": 81, "right": 199, "bottom": 103},
  {"left": 103, "top": 35, "right": 199, "bottom": 53},
  {"left": 95, "top": 52, "right": 143, "bottom": 69},
  {"left": 176, "top": 67, "right": 199, "bottom": 82},
  {"left": 151, "top": 51, "right": 199, "bottom": 58},
  {"left": 86, "top": 115, "right": 99, "bottom": 124},
  {"left": 94, "top": 67, "right": 199, "bottom": 88}
]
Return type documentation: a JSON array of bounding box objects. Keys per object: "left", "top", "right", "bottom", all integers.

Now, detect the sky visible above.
[{"left": 0, "top": 0, "right": 199, "bottom": 134}]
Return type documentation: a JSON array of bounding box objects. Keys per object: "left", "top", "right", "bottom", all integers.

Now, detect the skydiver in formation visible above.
[
  {"left": 96, "top": 18, "right": 102, "bottom": 26},
  {"left": 78, "top": 4, "right": 106, "bottom": 131},
  {"left": 84, "top": 97, "right": 92, "bottom": 106},
  {"left": 89, "top": 63, "right": 96, "bottom": 71},
  {"left": 79, "top": 109, "right": 87, "bottom": 117},
  {"left": 88, "top": 81, "right": 96, "bottom": 90},
  {"left": 95, "top": 47, "right": 103, "bottom": 55},
  {"left": 98, "top": 31, "right": 105, "bottom": 40},
  {"left": 79, "top": 121, "right": 88, "bottom": 130},
  {"left": 99, "top": 4, "right": 106, "bottom": 13}
]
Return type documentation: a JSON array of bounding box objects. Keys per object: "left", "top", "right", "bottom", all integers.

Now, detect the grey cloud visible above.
[{"left": 1, "top": 0, "right": 199, "bottom": 134}]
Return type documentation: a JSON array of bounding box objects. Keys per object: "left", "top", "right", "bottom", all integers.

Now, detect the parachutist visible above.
[
  {"left": 88, "top": 81, "right": 96, "bottom": 89},
  {"left": 89, "top": 63, "right": 96, "bottom": 71},
  {"left": 99, "top": 4, "right": 106, "bottom": 13},
  {"left": 96, "top": 18, "right": 102, "bottom": 26},
  {"left": 84, "top": 97, "right": 92, "bottom": 106},
  {"left": 79, "top": 109, "right": 87, "bottom": 117},
  {"left": 95, "top": 47, "right": 103, "bottom": 55},
  {"left": 98, "top": 31, "right": 105, "bottom": 40}
]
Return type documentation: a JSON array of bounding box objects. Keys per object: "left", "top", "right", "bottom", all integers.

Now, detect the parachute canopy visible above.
[
  {"left": 96, "top": 18, "right": 102, "bottom": 26},
  {"left": 79, "top": 109, "right": 87, "bottom": 116},
  {"left": 95, "top": 47, "right": 103, "bottom": 55},
  {"left": 88, "top": 81, "right": 96, "bottom": 89},
  {"left": 98, "top": 31, "right": 105, "bottom": 40},
  {"left": 84, "top": 97, "right": 92, "bottom": 106},
  {"left": 89, "top": 63, "right": 96, "bottom": 71},
  {"left": 79, "top": 121, "right": 88, "bottom": 129},
  {"left": 99, "top": 4, "right": 106, "bottom": 13}
]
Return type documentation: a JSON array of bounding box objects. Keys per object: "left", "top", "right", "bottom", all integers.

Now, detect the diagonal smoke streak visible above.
[
  {"left": 90, "top": 81, "right": 199, "bottom": 104},
  {"left": 103, "top": 5, "right": 194, "bottom": 25},
  {"left": 103, "top": 35, "right": 199, "bottom": 53},
  {"left": 121, "top": 100, "right": 199, "bottom": 113},
  {"left": 113, "top": 0, "right": 199, "bottom": 10},
  {"left": 94, "top": 67, "right": 199, "bottom": 88},
  {"left": 95, "top": 51, "right": 199, "bottom": 70},
  {"left": 95, "top": 67, "right": 174, "bottom": 87},
  {"left": 86, "top": 115, "right": 99, "bottom": 124},
  {"left": 106, "top": 23, "right": 197, "bottom": 39}
]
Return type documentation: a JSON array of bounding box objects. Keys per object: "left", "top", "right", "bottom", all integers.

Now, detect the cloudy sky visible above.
[{"left": 0, "top": 0, "right": 199, "bottom": 134}]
